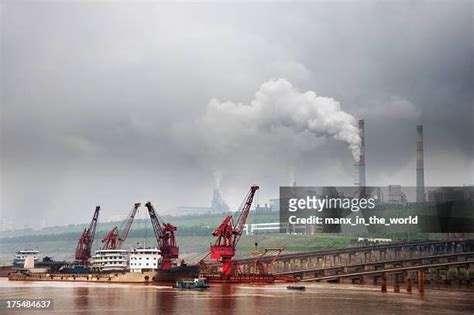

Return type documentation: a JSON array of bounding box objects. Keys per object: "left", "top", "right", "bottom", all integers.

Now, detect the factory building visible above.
[
  {"left": 176, "top": 188, "right": 230, "bottom": 215},
  {"left": 388, "top": 185, "right": 407, "bottom": 204},
  {"left": 210, "top": 188, "right": 230, "bottom": 213},
  {"left": 427, "top": 186, "right": 474, "bottom": 203}
]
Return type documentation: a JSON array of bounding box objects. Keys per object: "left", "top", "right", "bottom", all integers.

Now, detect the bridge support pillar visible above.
[
  {"left": 457, "top": 266, "right": 462, "bottom": 284},
  {"left": 434, "top": 269, "right": 440, "bottom": 284},
  {"left": 406, "top": 277, "right": 412, "bottom": 293},
  {"left": 394, "top": 274, "right": 400, "bottom": 293},
  {"left": 466, "top": 265, "right": 470, "bottom": 283},
  {"left": 444, "top": 267, "right": 451, "bottom": 285},
  {"left": 381, "top": 276, "right": 387, "bottom": 293},
  {"left": 417, "top": 270, "right": 425, "bottom": 293},
  {"left": 394, "top": 283, "right": 400, "bottom": 293}
]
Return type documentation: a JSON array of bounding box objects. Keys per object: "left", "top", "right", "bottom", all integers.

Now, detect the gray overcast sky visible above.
[{"left": 1, "top": 1, "right": 472, "bottom": 228}]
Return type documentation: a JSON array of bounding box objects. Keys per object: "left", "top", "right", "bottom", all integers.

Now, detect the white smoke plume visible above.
[
  {"left": 198, "top": 78, "right": 361, "bottom": 161},
  {"left": 178, "top": 78, "right": 362, "bottom": 191}
]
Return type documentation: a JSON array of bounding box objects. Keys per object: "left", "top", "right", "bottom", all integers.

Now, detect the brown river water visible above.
[{"left": 0, "top": 278, "right": 473, "bottom": 314}]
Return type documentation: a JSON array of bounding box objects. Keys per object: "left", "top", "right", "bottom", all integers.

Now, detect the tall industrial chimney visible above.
[
  {"left": 416, "top": 125, "right": 425, "bottom": 202},
  {"left": 355, "top": 119, "right": 366, "bottom": 187}
]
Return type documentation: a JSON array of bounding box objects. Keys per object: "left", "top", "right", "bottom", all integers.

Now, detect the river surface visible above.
[{"left": 0, "top": 278, "right": 473, "bottom": 314}]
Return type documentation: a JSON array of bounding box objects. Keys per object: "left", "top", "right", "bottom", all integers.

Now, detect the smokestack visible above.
[
  {"left": 355, "top": 119, "right": 366, "bottom": 187},
  {"left": 416, "top": 125, "right": 425, "bottom": 202}
]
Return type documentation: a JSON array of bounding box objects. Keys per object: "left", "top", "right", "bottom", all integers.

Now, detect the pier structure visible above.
[{"left": 234, "top": 239, "right": 474, "bottom": 287}]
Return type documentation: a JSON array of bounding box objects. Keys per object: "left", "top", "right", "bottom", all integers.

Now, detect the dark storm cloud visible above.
[{"left": 0, "top": 1, "right": 472, "bottom": 228}]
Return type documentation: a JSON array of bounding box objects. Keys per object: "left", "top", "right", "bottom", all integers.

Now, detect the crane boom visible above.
[
  {"left": 232, "top": 185, "right": 259, "bottom": 246},
  {"left": 210, "top": 185, "right": 259, "bottom": 275},
  {"left": 145, "top": 202, "right": 179, "bottom": 270},
  {"left": 75, "top": 206, "right": 100, "bottom": 265},
  {"left": 101, "top": 203, "right": 140, "bottom": 250},
  {"left": 117, "top": 202, "right": 140, "bottom": 248}
]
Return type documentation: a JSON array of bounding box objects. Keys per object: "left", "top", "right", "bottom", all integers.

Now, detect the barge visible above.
[{"left": 8, "top": 264, "right": 199, "bottom": 284}]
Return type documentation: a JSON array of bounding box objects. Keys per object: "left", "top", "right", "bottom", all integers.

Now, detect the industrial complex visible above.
[{"left": 3, "top": 122, "right": 473, "bottom": 291}]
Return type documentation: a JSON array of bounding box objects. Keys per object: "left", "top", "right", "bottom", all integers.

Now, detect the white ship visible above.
[
  {"left": 13, "top": 249, "right": 39, "bottom": 267},
  {"left": 90, "top": 249, "right": 128, "bottom": 272},
  {"left": 90, "top": 247, "right": 161, "bottom": 273},
  {"left": 129, "top": 247, "right": 161, "bottom": 272}
]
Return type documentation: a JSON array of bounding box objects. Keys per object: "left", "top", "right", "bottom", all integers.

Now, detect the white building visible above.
[{"left": 129, "top": 247, "right": 161, "bottom": 272}]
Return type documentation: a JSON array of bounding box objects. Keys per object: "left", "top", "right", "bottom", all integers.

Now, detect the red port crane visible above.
[
  {"left": 210, "top": 185, "right": 259, "bottom": 275},
  {"left": 75, "top": 206, "right": 100, "bottom": 265},
  {"left": 101, "top": 203, "right": 140, "bottom": 250},
  {"left": 145, "top": 202, "right": 179, "bottom": 270},
  {"left": 101, "top": 226, "right": 119, "bottom": 250}
]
